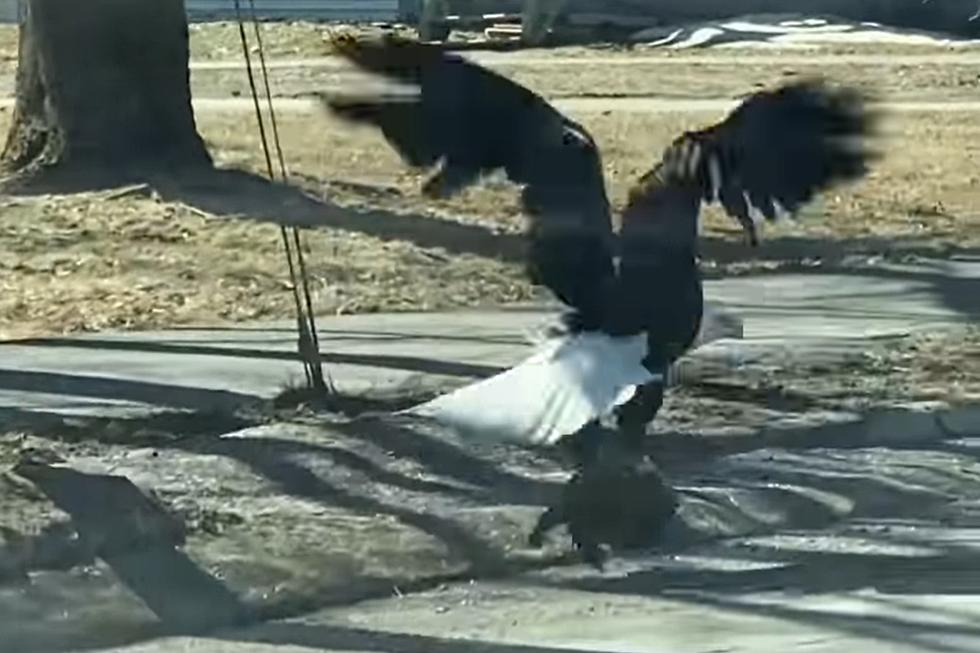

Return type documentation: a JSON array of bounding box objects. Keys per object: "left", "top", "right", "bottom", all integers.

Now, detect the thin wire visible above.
[
  {"left": 246, "top": 0, "right": 334, "bottom": 394},
  {"left": 291, "top": 230, "right": 333, "bottom": 393},
  {"left": 246, "top": 0, "right": 289, "bottom": 182},
  {"left": 233, "top": 0, "right": 313, "bottom": 387}
]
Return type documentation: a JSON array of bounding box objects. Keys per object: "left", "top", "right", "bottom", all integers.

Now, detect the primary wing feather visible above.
[
  {"left": 602, "top": 79, "right": 877, "bottom": 339},
  {"left": 320, "top": 33, "right": 569, "bottom": 193},
  {"left": 621, "top": 80, "right": 876, "bottom": 248}
]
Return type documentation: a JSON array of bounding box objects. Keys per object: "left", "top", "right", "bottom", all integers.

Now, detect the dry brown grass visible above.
[
  {"left": 202, "top": 105, "right": 980, "bottom": 246},
  {"left": 0, "top": 22, "right": 977, "bottom": 339},
  {"left": 1, "top": 103, "right": 974, "bottom": 340},
  {"left": 0, "top": 178, "right": 530, "bottom": 340}
]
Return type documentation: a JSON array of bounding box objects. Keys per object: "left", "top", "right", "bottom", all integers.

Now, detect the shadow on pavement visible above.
[{"left": 226, "top": 621, "right": 626, "bottom": 653}]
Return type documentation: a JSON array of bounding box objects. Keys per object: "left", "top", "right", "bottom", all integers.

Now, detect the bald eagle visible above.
[{"left": 320, "top": 33, "right": 876, "bottom": 456}]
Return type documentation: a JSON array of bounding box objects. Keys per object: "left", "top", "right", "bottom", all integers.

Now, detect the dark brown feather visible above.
[
  {"left": 604, "top": 79, "right": 877, "bottom": 343},
  {"left": 320, "top": 33, "right": 616, "bottom": 327},
  {"left": 621, "top": 79, "right": 878, "bottom": 249}
]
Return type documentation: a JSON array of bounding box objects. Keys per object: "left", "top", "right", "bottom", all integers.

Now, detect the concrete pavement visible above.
[
  {"left": 0, "top": 258, "right": 972, "bottom": 419},
  {"left": 80, "top": 441, "right": 980, "bottom": 653},
  {"left": 0, "top": 258, "right": 976, "bottom": 653},
  {"left": 107, "top": 574, "right": 980, "bottom": 653}
]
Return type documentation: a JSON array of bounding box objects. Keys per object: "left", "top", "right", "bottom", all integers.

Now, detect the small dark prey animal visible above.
[
  {"left": 529, "top": 445, "right": 680, "bottom": 569},
  {"left": 319, "top": 32, "right": 878, "bottom": 565}
]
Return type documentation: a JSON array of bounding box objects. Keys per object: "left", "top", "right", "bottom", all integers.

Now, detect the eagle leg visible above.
[
  {"left": 614, "top": 379, "right": 666, "bottom": 455},
  {"left": 421, "top": 159, "right": 481, "bottom": 199},
  {"left": 572, "top": 532, "right": 609, "bottom": 572},
  {"left": 528, "top": 504, "right": 564, "bottom": 548}
]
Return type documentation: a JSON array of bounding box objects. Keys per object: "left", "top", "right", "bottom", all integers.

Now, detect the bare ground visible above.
[
  {"left": 0, "top": 105, "right": 976, "bottom": 338},
  {"left": 0, "top": 320, "right": 975, "bottom": 650}
]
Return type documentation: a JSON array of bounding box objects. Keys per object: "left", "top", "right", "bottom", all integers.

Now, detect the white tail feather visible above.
[{"left": 401, "top": 332, "right": 659, "bottom": 446}]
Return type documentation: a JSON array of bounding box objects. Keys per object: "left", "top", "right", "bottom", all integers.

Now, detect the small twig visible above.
[
  {"left": 102, "top": 183, "right": 152, "bottom": 201},
  {"left": 177, "top": 203, "right": 218, "bottom": 220}
]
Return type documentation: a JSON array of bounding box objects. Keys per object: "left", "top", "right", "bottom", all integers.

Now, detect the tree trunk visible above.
[{"left": 2, "top": 0, "right": 211, "bottom": 181}]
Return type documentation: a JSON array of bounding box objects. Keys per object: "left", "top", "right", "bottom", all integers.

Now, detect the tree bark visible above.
[{"left": 2, "top": 0, "right": 211, "bottom": 181}]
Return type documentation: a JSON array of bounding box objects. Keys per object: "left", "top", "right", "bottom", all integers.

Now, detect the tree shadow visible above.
[
  {"left": 0, "top": 401, "right": 559, "bottom": 503},
  {"left": 536, "top": 532, "right": 980, "bottom": 653},
  {"left": 838, "top": 257, "right": 980, "bottom": 322},
  {"left": 677, "top": 379, "right": 826, "bottom": 413},
  {"left": 0, "top": 403, "right": 575, "bottom": 650},
  {"left": 3, "top": 401, "right": 563, "bottom": 558},
  {"left": 531, "top": 443, "right": 980, "bottom": 649},
  {"left": 1, "top": 163, "right": 526, "bottom": 262},
  {"left": 334, "top": 415, "right": 561, "bottom": 504},
  {"left": 3, "top": 462, "right": 251, "bottom": 653},
  {"left": 6, "top": 394, "right": 979, "bottom": 652},
  {"left": 147, "top": 169, "right": 980, "bottom": 330},
  {"left": 225, "top": 621, "right": 626, "bottom": 653},
  {"left": 549, "top": 535, "right": 980, "bottom": 596},
  {"left": 151, "top": 168, "right": 527, "bottom": 263},
  {"left": 1, "top": 336, "right": 506, "bottom": 380},
  {"left": 0, "top": 405, "right": 257, "bottom": 450},
  {"left": 192, "top": 434, "right": 513, "bottom": 572},
  {"left": 699, "top": 233, "right": 979, "bottom": 274},
  {"left": 7, "top": 159, "right": 977, "bottom": 325},
  {"left": 207, "top": 429, "right": 980, "bottom": 652},
  {"left": 0, "top": 367, "right": 261, "bottom": 413},
  {"left": 697, "top": 247, "right": 979, "bottom": 336},
  {"left": 1, "top": 452, "right": 560, "bottom": 653}
]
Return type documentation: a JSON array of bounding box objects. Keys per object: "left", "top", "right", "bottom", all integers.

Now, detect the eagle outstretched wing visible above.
[
  {"left": 621, "top": 80, "right": 875, "bottom": 248},
  {"left": 320, "top": 32, "right": 557, "bottom": 184},
  {"left": 603, "top": 79, "right": 877, "bottom": 336},
  {"left": 319, "top": 32, "right": 616, "bottom": 327}
]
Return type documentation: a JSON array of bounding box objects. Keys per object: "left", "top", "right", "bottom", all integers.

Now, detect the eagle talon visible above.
[
  {"left": 421, "top": 174, "right": 445, "bottom": 199},
  {"left": 528, "top": 504, "right": 562, "bottom": 549},
  {"left": 527, "top": 529, "right": 544, "bottom": 549},
  {"left": 578, "top": 542, "right": 608, "bottom": 571},
  {"left": 570, "top": 529, "right": 609, "bottom": 571}
]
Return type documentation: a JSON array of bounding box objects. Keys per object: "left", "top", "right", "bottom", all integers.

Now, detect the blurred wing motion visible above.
[
  {"left": 405, "top": 333, "right": 658, "bottom": 447},
  {"left": 319, "top": 32, "right": 616, "bottom": 328},
  {"left": 324, "top": 34, "right": 877, "bottom": 446},
  {"left": 621, "top": 79, "right": 876, "bottom": 249},
  {"left": 604, "top": 78, "right": 877, "bottom": 337},
  {"left": 318, "top": 33, "right": 600, "bottom": 200}
]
